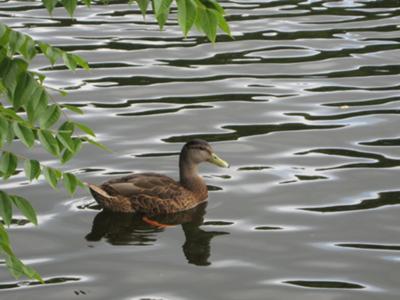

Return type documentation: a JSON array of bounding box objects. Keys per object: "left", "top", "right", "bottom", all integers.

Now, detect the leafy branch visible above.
[{"left": 0, "top": 0, "right": 229, "bottom": 282}]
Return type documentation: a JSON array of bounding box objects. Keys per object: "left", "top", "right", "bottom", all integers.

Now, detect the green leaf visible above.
[
  {"left": 43, "top": 167, "right": 61, "bottom": 189},
  {"left": 5, "top": 254, "right": 42, "bottom": 282},
  {"left": 0, "top": 191, "right": 13, "bottom": 226},
  {"left": 62, "top": 0, "right": 77, "bottom": 17},
  {"left": 5, "top": 121, "right": 14, "bottom": 144},
  {"left": 39, "top": 42, "right": 62, "bottom": 65},
  {"left": 84, "top": 137, "right": 111, "bottom": 152},
  {"left": 0, "top": 23, "right": 8, "bottom": 43},
  {"left": 26, "top": 88, "right": 48, "bottom": 124},
  {"left": 37, "top": 130, "right": 60, "bottom": 157},
  {"left": 135, "top": 0, "right": 149, "bottom": 16},
  {"left": 39, "top": 104, "right": 61, "bottom": 129},
  {"left": 11, "top": 196, "right": 38, "bottom": 225},
  {"left": 62, "top": 104, "right": 83, "bottom": 114},
  {"left": 62, "top": 53, "right": 77, "bottom": 71},
  {"left": 19, "top": 35, "right": 37, "bottom": 60},
  {"left": 12, "top": 122, "right": 35, "bottom": 148},
  {"left": 61, "top": 138, "right": 81, "bottom": 163},
  {"left": 74, "top": 122, "right": 95, "bottom": 137},
  {"left": 63, "top": 172, "right": 78, "bottom": 195},
  {"left": 0, "top": 223, "right": 10, "bottom": 244},
  {"left": 176, "top": 0, "right": 197, "bottom": 36},
  {"left": 42, "top": 0, "right": 58, "bottom": 14},
  {"left": 56, "top": 131, "right": 74, "bottom": 152},
  {"left": 59, "top": 121, "right": 74, "bottom": 133},
  {"left": 70, "top": 54, "right": 89, "bottom": 70},
  {"left": 201, "top": 0, "right": 225, "bottom": 13},
  {"left": 197, "top": 7, "right": 218, "bottom": 43},
  {"left": 0, "top": 152, "right": 18, "bottom": 179},
  {"left": 14, "top": 73, "right": 38, "bottom": 111},
  {"left": 5, "top": 255, "right": 24, "bottom": 279},
  {"left": 217, "top": 12, "right": 231, "bottom": 35},
  {"left": 0, "top": 58, "right": 28, "bottom": 101},
  {"left": 153, "top": 0, "right": 173, "bottom": 30},
  {"left": 8, "top": 30, "right": 25, "bottom": 56},
  {"left": 24, "top": 159, "right": 41, "bottom": 181},
  {"left": 0, "top": 118, "right": 9, "bottom": 148}
]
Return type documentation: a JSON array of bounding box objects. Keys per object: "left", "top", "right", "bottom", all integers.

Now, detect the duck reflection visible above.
[{"left": 85, "top": 203, "right": 229, "bottom": 266}]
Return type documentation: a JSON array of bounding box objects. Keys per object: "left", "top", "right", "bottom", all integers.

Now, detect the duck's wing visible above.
[{"left": 101, "top": 173, "right": 184, "bottom": 200}]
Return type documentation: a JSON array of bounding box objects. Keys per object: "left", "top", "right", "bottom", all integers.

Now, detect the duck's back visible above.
[{"left": 89, "top": 173, "right": 205, "bottom": 214}]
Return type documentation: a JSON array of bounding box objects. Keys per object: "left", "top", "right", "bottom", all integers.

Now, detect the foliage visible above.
[{"left": 0, "top": 0, "right": 229, "bottom": 282}]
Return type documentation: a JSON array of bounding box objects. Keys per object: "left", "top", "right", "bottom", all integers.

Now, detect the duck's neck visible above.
[{"left": 179, "top": 153, "right": 208, "bottom": 201}]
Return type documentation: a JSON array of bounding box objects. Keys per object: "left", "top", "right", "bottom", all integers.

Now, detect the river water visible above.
[{"left": 1, "top": 0, "right": 400, "bottom": 299}]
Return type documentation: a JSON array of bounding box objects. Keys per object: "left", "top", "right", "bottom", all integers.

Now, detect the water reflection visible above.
[{"left": 85, "top": 203, "right": 229, "bottom": 266}]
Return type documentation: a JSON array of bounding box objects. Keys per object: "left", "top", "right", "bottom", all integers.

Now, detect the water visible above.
[{"left": 1, "top": 0, "right": 400, "bottom": 299}]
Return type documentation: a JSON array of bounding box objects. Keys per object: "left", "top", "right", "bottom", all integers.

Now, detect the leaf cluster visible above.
[
  {"left": 41, "top": 0, "right": 231, "bottom": 43},
  {"left": 0, "top": 0, "right": 229, "bottom": 283},
  {"left": 0, "top": 23, "right": 99, "bottom": 281}
]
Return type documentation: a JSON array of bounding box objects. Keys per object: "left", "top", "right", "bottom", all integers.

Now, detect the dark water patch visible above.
[
  {"left": 92, "top": 93, "right": 267, "bottom": 109},
  {"left": 203, "top": 221, "right": 234, "bottom": 226},
  {"left": 323, "top": 63, "right": 400, "bottom": 79},
  {"left": 164, "top": 123, "right": 344, "bottom": 143},
  {"left": 40, "top": 62, "right": 136, "bottom": 71},
  {"left": 287, "top": 109, "right": 400, "bottom": 121},
  {"left": 360, "top": 137, "right": 400, "bottom": 147},
  {"left": 295, "top": 175, "right": 328, "bottom": 181},
  {"left": 324, "top": 96, "right": 400, "bottom": 108},
  {"left": 254, "top": 226, "right": 282, "bottom": 231},
  {"left": 78, "top": 168, "right": 106, "bottom": 174},
  {"left": 103, "top": 171, "right": 133, "bottom": 176},
  {"left": 211, "top": 175, "right": 231, "bottom": 179},
  {"left": 135, "top": 152, "right": 179, "bottom": 158},
  {"left": 296, "top": 148, "right": 400, "bottom": 170},
  {"left": 207, "top": 185, "right": 223, "bottom": 191},
  {"left": 117, "top": 105, "right": 212, "bottom": 117},
  {"left": 301, "top": 191, "right": 400, "bottom": 213},
  {"left": 76, "top": 202, "right": 102, "bottom": 211},
  {"left": 284, "top": 280, "right": 364, "bottom": 289},
  {"left": 0, "top": 218, "right": 30, "bottom": 226},
  {"left": 0, "top": 277, "right": 81, "bottom": 290},
  {"left": 280, "top": 180, "right": 298, "bottom": 184},
  {"left": 238, "top": 166, "right": 272, "bottom": 171},
  {"left": 337, "top": 243, "right": 400, "bottom": 251},
  {"left": 307, "top": 83, "right": 400, "bottom": 93}
]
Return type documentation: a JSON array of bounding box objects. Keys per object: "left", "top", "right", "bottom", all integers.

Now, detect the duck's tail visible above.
[
  {"left": 88, "top": 184, "right": 112, "bottom": 207},
  {"left": 88, "top": 183, "right": 133, "bottom": 213}
]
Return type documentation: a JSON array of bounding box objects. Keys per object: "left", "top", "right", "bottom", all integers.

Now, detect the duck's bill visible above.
[{"left": 208, "top": 153, "right": 230, "bottom": 168}]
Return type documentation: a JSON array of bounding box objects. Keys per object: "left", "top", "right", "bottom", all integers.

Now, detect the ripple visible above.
[
  {"left": 116, "top": 105, "right": 213, "bottom": 117},
  {"left": 324, "top": 95, "right": 400, "bottom": 108},
  {"left": 336, "top": 243, "right": 400, "bottom": 251},
  {"left": 91, "top": 93, "right": 267, "bottom": 109},
  {"left": 287, "top": 109, "right": 400, "bottom": 121},
  {"left": 254, "top": 226, "right": 283, "bottom": 231},
  {"left": 301, "top": 191, "right": 400, "bottom": 213},
  {"left": 361, "top": 137, "right": 400, "bottom": 147},
  {"left": 296, "top": 148, "right": 400, "bottom": 170},
  {"left": 284, "top": 280, "right": 364, "bottom": 289},
  {"left": 0, "top": 277, "right": 82, "bottom": 290},
  {"left": 164, "top": 123, "right": 344, "bottom": 143}
]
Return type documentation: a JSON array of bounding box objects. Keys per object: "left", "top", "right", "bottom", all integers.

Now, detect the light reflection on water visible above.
[{"left": 1, "top": 0, "right": 400, "bottom": 299}]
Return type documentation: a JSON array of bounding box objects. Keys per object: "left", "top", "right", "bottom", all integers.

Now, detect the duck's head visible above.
[{"left": 181, "top": 139, "right": 230, "bottom": 168}]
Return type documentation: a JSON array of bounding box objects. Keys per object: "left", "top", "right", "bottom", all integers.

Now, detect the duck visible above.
[{"left": 88, "top": 139, "right": 229, "bottom": 215}]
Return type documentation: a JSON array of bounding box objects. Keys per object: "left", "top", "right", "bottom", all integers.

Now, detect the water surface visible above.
[{"left": 1, "top": 0, "right": 400, "bottom": 299}]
